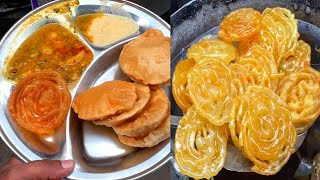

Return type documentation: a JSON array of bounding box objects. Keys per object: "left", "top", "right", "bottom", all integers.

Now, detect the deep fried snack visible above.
[
  {"left": 93, "top": 83, "right": 150, "bottom": 127},
  {"left": 236, "top": 57, "right": 272, "bottom": 89},
  {"left": 175, "top": 106, "right": 229, "bottom": 179},
  {"left": 239, "top": 86, "right": 296, "bottom": 175},
  {"left": 119, "top": 29, "right": 170, "bottom": 85},
  {"left": 187, "top": 39, "right": 238, "bottom": 64},
  {"left": 8, "top": 71, "right": 71, "bottom": 134},
  {"left": 277, "top": 68, "right": 320, "bottom": 125},
  {"left": 72, "top": 80, "right": 137, "bottom": 120},
  {"left": 228, "top": 97, "right": 248, "bottom": 148},
  {"left": 117, "top": 105, "right": 170, "bottom": 148},
  {"left": 113, "top": 86, "right": 169, "bottom": 137},
  {"left": 279, "top": 40, "right": 311, "bottom": 75},
  {"left": 172, "top": 58, "right": 196, "bottom": 113},
  {"left": 218, "top": 8, "right": 262, "bottom": 42},
  {"left": 229, "top": 64, "right": 255, "bottom": 94},
  {"left": 261, "top": 8, "right": 299, "bottom": 65},
  {"left": 241, "top": 45, "right": 280, "bottom": 90},
  {"left": 188, "top": 59, "right": 237, "bottom": 126},
  {"left": 239, "top": 30, "right": 276, "bottom": 56}
]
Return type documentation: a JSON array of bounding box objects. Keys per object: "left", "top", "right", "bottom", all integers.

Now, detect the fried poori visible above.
[
  {"left": 113, "top": 86, "right": 169, "bottom": 137},
  {"left": 72, "top": 80, "right": 137, "bottom": 120},
  {"left": 93, "top": 83, "right": 150, "bottom": 127},
  {"left": 119, "top": 29, "right": 170, "bottom": 85}
]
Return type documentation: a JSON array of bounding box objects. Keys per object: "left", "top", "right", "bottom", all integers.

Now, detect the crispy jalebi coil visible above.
[
  {"left": 239, "top": 30, "right": 276, "bottom": 55},
  {"left": 229, "top": 97, "right": 248, "bottom": 148},
  {"left": 295, "top": 121, "right": 314, "bottom": 134},
  {"left": 175, "top": 106, "right": 229, "bottom": 179},
  {"left": 279, "top": 40, "right": 311, "bottom": 75},
  {"left": 172, "top": 58, "right": 196, "bottom": 113},
  {"left": 239, "top": 86, "right": 296, "bottom": 175},
  {"left": 242, "top": 45, "right": 281, "bottom": 90},
  {"left": 277, "top": 68, "right": 320, "bottom": 125},
  {"left": 188, "top": 59, "right": 237, "bottom": 126},
  {"left": 218, "top": 8, "right": 262, "bottom": 42},
  {"left": 187, "top": 39, "right": 238, "bottom": 64},
  {"left": 8, "top": 71, "right": 71, "bottom": 134},
  {"left": 261, "top": 8, "right": 299, "bottom": 65},
  {"left": 236, "top": 57, "right": 272, "bottom": 89},
  {"left": 229, "top": 64, "right": 254, "bottom": 94}
]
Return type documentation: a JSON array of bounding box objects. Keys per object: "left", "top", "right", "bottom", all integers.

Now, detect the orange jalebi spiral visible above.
[
  {"left": 9, "top": 71, "right": 71, "bottom": 134},
  {"left": 229, "top": 63, "right": 255, "bottom": 95},
  {"left": 187, "top": 39, "right": 238, "bottom": 64},
  {"left": 218, "top": 8, "right": 262, "bottom": 42},
  {"left": 172, "top": 58, "right": 196, "bottom": 113},
  {"left": 187, "top": 59, "right": 237, "bottom": 126},
  {"left": 277, "top": 68, "right": 320, "bottom": 126},
  {"left": 175, "top": 106, "right": 229, "bottom": 179},
  {"left": 239, "top": 86, "right": 296, "bottom": 175},
  {"left": 239, "top": 30, "right": 276, "bottom": 56},
  {"left": 279, "top": 40, "right": 311, "bottom": 75},
  {"left": 261, "top": 8, "right": 299, "bottom": 65},
  {"left": 240, "top": 45, "right": 281, "bottom": 90},
  {"left": 229, "top": 97, "right": 248, "bottom": 148},
  {"left": 236, "top": 57, "right": 272, "bottom": 89}
]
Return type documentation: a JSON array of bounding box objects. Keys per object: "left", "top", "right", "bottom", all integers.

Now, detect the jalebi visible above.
[
  {"left": 218, "top": 8, "right": 262, "bottom": 42},
  {"left": 172, "top": 58, "right": 196, "bottom": 113},
  {"left": 187, "top": 59, "right": 237, "bottom": 125},
  {"left": 277, "top": 67, "right": 320, "bottom": 125},
  {"left": 187, "top": 39, "right": 238, "bottom": 64},
  {"left": 239, "top": 86, "right": 296, "bottom": 175},
  {"left": 279, "top": 40, "right": 311, "bottom": 75},
  {"left": 8, "top": 71, "right": 71, "bottom": 134},
  {"left": 175, "top": 106, "right": 229, "bottom": 179}
]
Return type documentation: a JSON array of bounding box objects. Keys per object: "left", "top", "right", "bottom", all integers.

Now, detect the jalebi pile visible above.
[{"left": 173, "top": 7, "right": 320, "bottom": 179}]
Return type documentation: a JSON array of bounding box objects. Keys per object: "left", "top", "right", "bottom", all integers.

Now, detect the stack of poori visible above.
[{"left": 72, "top": 29, "right": 170, "bottom": 148}]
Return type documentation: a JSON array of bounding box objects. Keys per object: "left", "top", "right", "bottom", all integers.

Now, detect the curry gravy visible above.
[{"left": 3, "top": 23, "right": 93, "bottom": 89}]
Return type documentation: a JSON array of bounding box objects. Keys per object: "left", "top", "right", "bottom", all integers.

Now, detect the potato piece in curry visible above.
[{"left": 2, "top": 23, "right": 93, "bottom": 89}]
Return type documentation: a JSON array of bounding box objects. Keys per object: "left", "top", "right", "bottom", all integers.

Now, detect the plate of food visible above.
[
  {"left": 170, "top": 0, "right": 320, "bottom": 179},
  {"left": 0, "top": 0, "right": 170, "bottom": 179}
]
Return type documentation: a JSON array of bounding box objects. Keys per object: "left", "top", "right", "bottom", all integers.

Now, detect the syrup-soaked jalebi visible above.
[
  {"left": 175, "top": 106, "right": 229, "bottom": 179},
  {"left": 277, "top": 68, "right": 320, "bottom": 125},
  {"left": 239, "top": 86, "right": 296, "bottom": 175},
  {"left": 172, "top": 58, "right": 196, "bottom": 113},
  {"left": 187, "top": 59, "right": 237, "bottom": 126},
  {"left": 9, "top": 71, "right": 71, "bottom": 134},
  {"left": 187, "top": 39, "right": 238, "bottom": 64}
]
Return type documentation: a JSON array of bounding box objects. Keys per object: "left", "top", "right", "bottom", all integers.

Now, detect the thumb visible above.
[{"left": 4, "top": 159, "right": 75, "bottom": 180}]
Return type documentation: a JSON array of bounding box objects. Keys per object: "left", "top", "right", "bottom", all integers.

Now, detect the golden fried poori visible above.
[
  {"left": 72, "top": 80, "right": 137, "bottom": 120},
  {"left": 93, "top": 83, "right": 150, "bottom": 127},
  {"left": 113, "top": 86, "right": 169, "bottom": 137},
  {"left": 117, "top": 105, "right": 170, "bottom": 148},
  {"left": 119, "top": 29, "right": 170, "bottom": 85}
]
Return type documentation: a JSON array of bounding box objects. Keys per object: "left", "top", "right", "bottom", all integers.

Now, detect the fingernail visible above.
[{"left": 60, "top": 160, "right": 75, "bottom": 170}]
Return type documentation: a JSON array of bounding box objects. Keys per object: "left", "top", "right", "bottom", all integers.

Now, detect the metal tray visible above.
[{"left": 0, "top": 0, "right": 170, "bottom": 179}]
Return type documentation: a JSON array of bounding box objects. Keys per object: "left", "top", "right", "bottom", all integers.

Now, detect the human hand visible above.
[{"left": 0, "top": 155, "right": 75, "bottom": 180}]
